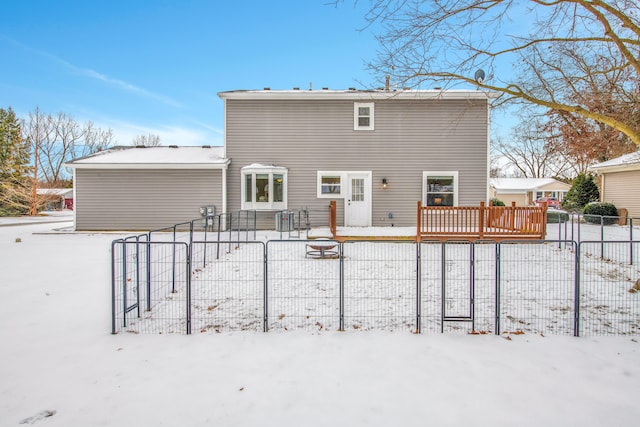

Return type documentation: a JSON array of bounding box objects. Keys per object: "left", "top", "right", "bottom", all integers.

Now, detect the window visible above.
[
  {"left": 354, "top": 102, "right": 374, "bottom": 131},
  {"left": 320, "top": 175, "right": 341, "bottom": 195},
  {"left": 241, "top": 165, "right": 288, "bottom": 210},
  {"left": 317, "top": 172, "right": 344, "bottom": 198},
  {"left": 423, "top": 171, "right": 458, "bottom": 206}
]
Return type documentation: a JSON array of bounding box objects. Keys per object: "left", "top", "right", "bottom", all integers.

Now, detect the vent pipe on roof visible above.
[
  {"left": 385, "top": 75, "right": 390, "bottom": 92},
  {"left": 293, "top": 87, "right": 300, "bottom": 90}
]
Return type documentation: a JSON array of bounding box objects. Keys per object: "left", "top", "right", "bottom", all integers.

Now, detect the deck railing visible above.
[{"left": 417, "top": 201, "right": 547, "bottom": 241}]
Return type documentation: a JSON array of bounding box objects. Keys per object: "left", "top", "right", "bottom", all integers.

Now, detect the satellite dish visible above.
[{"left": 474, "top": 69, "right": 486, "bottom": 84}]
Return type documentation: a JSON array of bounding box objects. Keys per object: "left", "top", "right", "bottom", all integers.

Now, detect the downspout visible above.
[
  {"left": 72, "top": 167, "right": 77, "bottom": 230},
  {"left": 222, "top": 164, "right": 227, "bottom": 216},
  {"left": 485, "top": 96, "right": 491, "bottom": 204}
]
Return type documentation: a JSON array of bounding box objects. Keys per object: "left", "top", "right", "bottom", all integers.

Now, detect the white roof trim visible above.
[
  {"left": 218, "top": 89, "right": 496, "bottom": 101},
  {"left": 67, "top": 162, "right": 230, "bottom": 170},
  {"left": 241, "top": 163, "right": 288, "bottom": 172},
  {"left": 589, "top": 150, "right": 640, "bottom": 173},
  {"left": 65, "top": 146, "right": 230, "bottom": 170}
]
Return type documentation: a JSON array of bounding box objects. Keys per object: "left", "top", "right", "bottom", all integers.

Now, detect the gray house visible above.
[
  {"left": 66, "top": 146, "right": 228, "bottom": 230},
  {"left": 67, "top": 88, "right": 492, "bottom": 231},
  {"left": 220, "top": 88, "right": 492, "bottom": 228}
]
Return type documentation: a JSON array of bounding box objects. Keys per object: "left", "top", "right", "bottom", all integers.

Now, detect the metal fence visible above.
[
  {"left": 111, "top": 236, "right": 640, "bottom": 336},
  {"left": 550, "top": 212, "right": 637, "bottom": 244}
]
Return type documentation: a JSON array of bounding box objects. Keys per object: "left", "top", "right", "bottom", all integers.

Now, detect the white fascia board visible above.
[
  {"left": 218, "top": 89, "right": 497, "bottom": 101},
  {"left": 66, "top": 160, "right": 230, "bottom": 170},
  {"left": 590, "top": 163, "right": 640, "bottom": 174}
]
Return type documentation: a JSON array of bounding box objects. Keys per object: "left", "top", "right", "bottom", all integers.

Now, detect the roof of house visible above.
[
  {"left": 65, "top": 146, "right": 229, "bottom": 169},
  {"left": 490, "top": 178, "right": 569, "bottom": 192},
  {"left": 218, "top": 88, "right": 496, "bottom": 101},
  {"left": 589, "top": 150, "right": 640, "bottom": 172},
  {"left": 37, "top": 188, "right": 73, "bottom": 197}
]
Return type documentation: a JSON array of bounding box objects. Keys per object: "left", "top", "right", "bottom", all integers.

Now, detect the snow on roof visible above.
[
  {"left": 589, "top": 150, "right": 640, "bottom": 171},
  {"left": 490, "top": 178, "right": 562, "bottom": 192},
  {"left": 66, "top": 146, "right": 228, "bottom": 169},
  {"left": 241, "top": 163, "right": 288, "bottom": 171},
  {"left": 36, "top": 188, "right": 73, "bottom": 197},
  {"left": 218, "top": 88, "right": 496, "bottom": 101}
]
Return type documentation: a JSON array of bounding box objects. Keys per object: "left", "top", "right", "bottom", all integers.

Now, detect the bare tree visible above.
[
  {"left": 82, "top": 121, "right": 115, "bottom": 157},
  {"left": 131, "top": 133, "right": 162, "bottom": 147},
  {"left": 37, "top": 112, "right": 83, "bottom": 186},
  {"left": 23, "top": 108, "right": 116, "bottom": 186},
  {"left": 361, "top": 0, "right": 640, "bottom": 147},
  {"left": 494, "top": 110, "right": 570, "bottom": 178}
]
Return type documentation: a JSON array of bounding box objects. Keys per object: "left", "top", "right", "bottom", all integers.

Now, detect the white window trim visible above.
[
  {"left": 317, "top": 171, "right": 344, "bottom": 198},
  {"left": 354, "top": 102, "right": 375, "bottom": 131},
  {"left": 241, "top": 165, "right": 288, "bottom": 210},
  {"left": 422, "top": 171, "right": 459, "bottom": 206}
]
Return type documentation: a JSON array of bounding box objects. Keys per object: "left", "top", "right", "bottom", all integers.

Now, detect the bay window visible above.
[{"left": 241, "top": 165, "right": 288, "bottom": 210}]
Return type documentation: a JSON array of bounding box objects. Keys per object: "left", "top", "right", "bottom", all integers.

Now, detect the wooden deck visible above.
[
  {"left": 416, "top": 201, "right": 547, "bottom": 242},
  {"left": 327, "top": 200, "right": 548, "bottom": 242}
]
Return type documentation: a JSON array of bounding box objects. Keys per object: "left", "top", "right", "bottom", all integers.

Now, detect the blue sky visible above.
[{"left": 1, "top": 0, "right": 511, "bottom": 146}]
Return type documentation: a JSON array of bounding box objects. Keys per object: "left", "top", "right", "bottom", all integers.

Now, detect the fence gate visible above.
[{"left": 440, "top": 241, "right": 475, "bottom": 332}]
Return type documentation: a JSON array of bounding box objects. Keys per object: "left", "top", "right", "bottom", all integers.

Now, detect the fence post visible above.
[
  {"left": 630, "top": 218, "right": 634, "bottom": 266},
  {"left": 171, "top": 225, "right": 177, "bottom": 293},
  {"left": 122, "top": 240, "right": 128, "bottom": 328},
  {"left": 264, "top": 242, "right": 269, "bottom": 332},
  {"left": 574, "top": 241, "right": 581, "bottom": 337},
  {"left": 470, "top": 242, "right": 475, "bottom": 332},
  {"left": 186, "top": 242, "right": 192, "bottom": 335},
  {"left": 135, "top": 236, "right": 141, "bottom": 318},
  {"left": 111, "top": 240, "right": 119, "bottom": 334},
  {"left": 495, "top": 243, "right": 501, "bottom": 335},
  {"left": 146, "top": 234, "right": 152, "bottom": 311},
  {"left": 600, "top": 216, "right": 604, "bottom": 259},
  {"left": 339, "top": 242, "right": 344, "bottom": 332},
  {"left": 416, "top": 242, "right": 421, "bottom": 334},
  {"left": 440, "top": 242, "right": 446, "bottom": 333}
]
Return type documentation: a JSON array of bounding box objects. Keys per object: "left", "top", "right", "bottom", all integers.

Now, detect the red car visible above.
[{"left": 536, "top": 197, "right": 561, "bottom": 208}]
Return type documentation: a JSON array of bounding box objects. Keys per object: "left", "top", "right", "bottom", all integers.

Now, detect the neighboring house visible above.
[
  {"left": 589, "top": 150, "right": 640, "bottom": 218},
  {"left": 36, "top": 188, "right": 73, "bottom": 210},
  {"left": 65, "top": 146, "right": 229, "bottom": 230},
  {"left": 220, "top": 88, "right": 493, "bottom": 229},
  {"left": 66, "top": 88, "right": 493, "bottom": 231},
  {"left": 489, "top": 178, "right": 571, "bottom": 206}
]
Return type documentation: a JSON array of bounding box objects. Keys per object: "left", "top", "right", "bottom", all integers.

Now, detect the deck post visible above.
[
  {"left": 510, "top": 201, "right": 516, "bottom": 231},
  {"left": 416, "top": 201, "right": 422, "bottom": 243},
  {"left": 329, "top": 200, "right": 337, "bottom": 238},
  {"left": 479, "top": 201, "right": 485, "bottom": 239}
]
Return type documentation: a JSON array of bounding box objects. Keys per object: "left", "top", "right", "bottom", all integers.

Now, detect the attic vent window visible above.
[{"left": 354, "top": 102, "right": 375, "bottom": 131}]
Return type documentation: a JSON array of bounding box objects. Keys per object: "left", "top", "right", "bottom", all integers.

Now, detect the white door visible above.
[{"left": 345, "top": 173, "right": 371, "bottom": 226}]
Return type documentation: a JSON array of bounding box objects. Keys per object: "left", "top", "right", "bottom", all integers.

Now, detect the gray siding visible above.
[
  {"left": 75, "top": 169, "right": 223, "bottom": 231},
  {"left": 603, "top": 170, "right": 640, "bottom": 218},
  {"left": 225, "top": 98, "right": 489, "bottom": 228}
]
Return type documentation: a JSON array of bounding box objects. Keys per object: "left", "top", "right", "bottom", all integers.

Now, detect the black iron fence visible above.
[{"left": 111, "top": 236, "right": 640, "bottom": 336}]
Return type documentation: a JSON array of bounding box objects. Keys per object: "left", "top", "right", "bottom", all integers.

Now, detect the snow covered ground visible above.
[{"left": 1, "top": 219, "right": 640, "bottom": 426}]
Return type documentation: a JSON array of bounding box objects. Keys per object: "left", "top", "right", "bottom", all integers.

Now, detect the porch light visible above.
[{"left": 382, "top": 178, "right": 388, "bottom": 189}]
